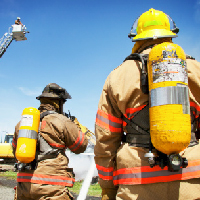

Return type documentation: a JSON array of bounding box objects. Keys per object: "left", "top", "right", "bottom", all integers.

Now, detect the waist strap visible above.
[
  {"left": 124, "top": 132, "right": 198, "bottom": 148},
  {"left": 123, "top": 103, "right": 198, "bottom": 148},
  {"left": 123, "top": 133, "right": 150, "bottom": 148},
  {"left": 189, "top": 132, "right": 199, "bottom": 147},
  {"left": 38, "top": 134, "right": 64, "bottom": 161}
]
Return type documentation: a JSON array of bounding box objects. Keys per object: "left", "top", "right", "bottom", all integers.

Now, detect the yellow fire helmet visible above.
[{"left": 128, "top": 8, "right": 179, "bottom": 42}]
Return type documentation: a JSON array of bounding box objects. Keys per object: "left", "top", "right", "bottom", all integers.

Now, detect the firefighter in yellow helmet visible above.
[
  {"left": 12, "top": 83, "right": 88, "bottom": 200},
  {"left": 94, "top": 8, "right": 200, "bottom": 200}
]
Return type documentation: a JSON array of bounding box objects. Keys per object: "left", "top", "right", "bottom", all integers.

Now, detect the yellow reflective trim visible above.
[{"left": 144, "top": 20, "right": 163, "bottom": 27}]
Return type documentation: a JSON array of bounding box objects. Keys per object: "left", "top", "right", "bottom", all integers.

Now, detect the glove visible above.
[{"left": 101, "top": 188, "right": 118, "bottom": 200}]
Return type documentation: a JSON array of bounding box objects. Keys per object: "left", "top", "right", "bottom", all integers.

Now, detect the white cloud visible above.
[{"left": 18, "top": 87, "right": 42, "bottom": 97}]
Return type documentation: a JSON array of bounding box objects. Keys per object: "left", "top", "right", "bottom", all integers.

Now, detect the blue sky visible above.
[{"left": 0, "top": 0, "right": 200, "bottom": 134}]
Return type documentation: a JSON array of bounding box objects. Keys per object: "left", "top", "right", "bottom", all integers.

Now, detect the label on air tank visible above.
[
  {"left": 20, "top": 115, "right": 33, "bottom": 127},
  {"left": 152, "top": 58, "right": 188, "bottom": 83}
]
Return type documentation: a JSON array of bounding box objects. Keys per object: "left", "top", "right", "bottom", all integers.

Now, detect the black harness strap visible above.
[
  {"left": 186, "top": 54, "right": 195, "bottom": 60},
  {"left": 122, "top": 104, "right": 150, "bottom": 148},
  {"left": 38, "top": 110, "right": 63, "bottom": 161},
  {"left": 122, "top": 115, "right": 149, "bottom": 135},
  {"left": 124, "top": 53, "right": 149, "bottom": 94},
  {"left": 40, "top": 111, "right": 57, "bottom": 120},
  {"left": 122, "top": 53, "right": 150, "bottom": 147},
  {"left": 122, "top": 52, "right": 198, "bottom": 148}
]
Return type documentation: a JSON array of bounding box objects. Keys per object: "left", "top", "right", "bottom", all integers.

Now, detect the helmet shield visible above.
[
  {"left": 128, "top": 8, "right": 179, "bottom": 42},
  {"left": 128, "top": 17, "right": 139, "bottom": 38},
  {"left": 36, "top": 83, "right": 71, "bottom": 102},
  {"left": 167, "top": 15, "right": 179, "bottom": 34}
]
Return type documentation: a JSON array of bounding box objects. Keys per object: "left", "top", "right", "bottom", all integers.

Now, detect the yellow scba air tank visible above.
[
  {"left": 148, "top": 42, "right": 191, "bottom": 155},
  {"left": 15, "top": 107, "right": 40, "bottom": 163}
]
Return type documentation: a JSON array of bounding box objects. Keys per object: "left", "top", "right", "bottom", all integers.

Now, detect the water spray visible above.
[{"left": 77, "top": 155, "right": 96, "bottom": 200}]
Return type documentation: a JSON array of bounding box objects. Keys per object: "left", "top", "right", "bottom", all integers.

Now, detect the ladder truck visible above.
[{"left": 0, "top": 23, "right": 29, "bottom": 58}]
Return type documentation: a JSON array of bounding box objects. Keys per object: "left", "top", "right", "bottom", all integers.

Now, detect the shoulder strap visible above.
[
  {"left": 124, "top": 53, "right": 149, "bottom": 94},
  {"left": 122, "top": 104, "right": 150, "bottom": 147},
  {"left": 40, "top": 111, "right": 57, "bottom": 121},
  {"left": 124, "top": 53, "right": 148, "bottom": 63},
  {"left": 38, "top": 110, "right": 62, "bottom": 161},
  {"left": 186, "top": 54, "right": 195, "bottom": 60}
]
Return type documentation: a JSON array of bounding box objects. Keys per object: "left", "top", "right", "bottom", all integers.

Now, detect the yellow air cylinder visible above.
[
  {"left": 15, "top": 107, "right": 40, "bottom": 163},
  {"left": 148, "top": 42, "right": 191, "bottom": 155}
]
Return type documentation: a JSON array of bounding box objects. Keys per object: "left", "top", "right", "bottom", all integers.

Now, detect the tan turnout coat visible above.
[
  {"left": 94, "top": 41, "right": 200, "bottom": 200},
  {"left": 13, "top": 110, "right": 88, "bottom": 200}
]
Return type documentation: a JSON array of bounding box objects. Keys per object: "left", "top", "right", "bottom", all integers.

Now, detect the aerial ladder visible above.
[{"left": 0, "top": 23, "right": 29, "bottom": 58}]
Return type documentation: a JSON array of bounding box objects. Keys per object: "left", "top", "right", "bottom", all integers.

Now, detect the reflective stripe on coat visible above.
[
  {"left": 68, "top": 130, "right": 85, "bottom": 152},
  {"left": 113, "top": 160, "right": 200, "bottom": 185},
  {"left": 96, "top": 164, "right": 114, "bottom": 181},
  {"left": 95, "top": 102, "right": 200, "bottom": 185},
  {"left": 96, "top": 109, "right": 123, "bottom": 133},
  {"left": 96, "top": 160, "right": 200, "bottom": 185},
  {"left": 17, "top": 172, "right": 75, "bottom": 187}
]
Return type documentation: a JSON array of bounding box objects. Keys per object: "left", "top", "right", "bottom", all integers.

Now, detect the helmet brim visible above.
[
  {"left": 36, "top": 83, "right": 72, "bottom": 101},
  {"left": 36, "top": 93, "right": 72, "bottom": 101},
  {"left": 132, "top": 29, "right": 177, "bottom": 42}
]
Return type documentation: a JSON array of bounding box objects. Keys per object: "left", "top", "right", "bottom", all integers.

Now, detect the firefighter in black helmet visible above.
[
  {"left": 13, "top": 83, "right": 88, "bottom": 200},
  {"left": 36, "top": 83, "right": 72, "bottom": 114}
]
